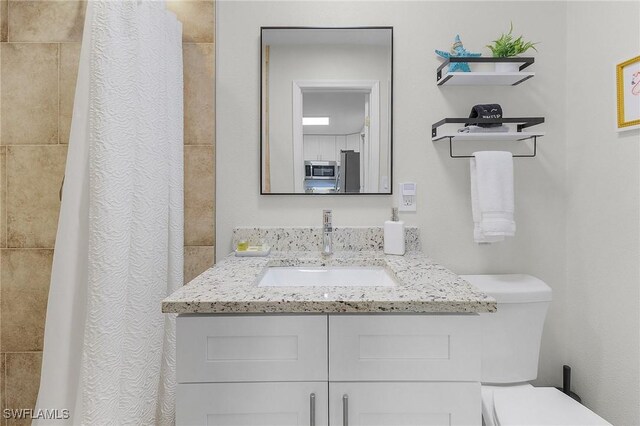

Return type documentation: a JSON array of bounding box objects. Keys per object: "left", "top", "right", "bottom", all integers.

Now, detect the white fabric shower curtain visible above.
[{"left": 35, "top": 2, "right": 183, "bottom": 424}]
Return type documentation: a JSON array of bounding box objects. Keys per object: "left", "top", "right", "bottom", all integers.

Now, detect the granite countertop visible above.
[{"left": 162, "top": 250, "right": 497, "bottom": 314}]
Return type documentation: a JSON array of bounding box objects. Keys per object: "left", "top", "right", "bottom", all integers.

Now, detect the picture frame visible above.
[{"left": 616, "top": 55, "right": 640, "bottom": 131}]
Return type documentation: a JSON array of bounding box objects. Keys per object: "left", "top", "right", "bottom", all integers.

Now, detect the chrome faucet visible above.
[{"left": 322, "top": 209, "right": 333, "bottom": 255}]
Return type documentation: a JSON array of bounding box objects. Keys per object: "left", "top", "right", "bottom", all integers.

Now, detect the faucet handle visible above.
[{"left": 323, "top": 209, "right": 332, "bottom": 228}]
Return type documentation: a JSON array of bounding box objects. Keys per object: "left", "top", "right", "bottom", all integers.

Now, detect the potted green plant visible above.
[{"left": 487, "top": 23, "right": 538, "bottom": 72}]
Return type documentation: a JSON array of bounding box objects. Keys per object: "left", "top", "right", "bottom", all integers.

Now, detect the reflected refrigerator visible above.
[{"left": 338, "top": 150, "right": 360, "bottom": 193}]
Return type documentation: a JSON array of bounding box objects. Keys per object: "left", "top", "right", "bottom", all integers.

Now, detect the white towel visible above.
[{"left": 470, "top": 151, "right": 516, "bottom": 243}]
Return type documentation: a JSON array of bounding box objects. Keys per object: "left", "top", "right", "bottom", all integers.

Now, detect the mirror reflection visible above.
[{"left": 261, "top": 27, "right": 393, "bottom": 194}]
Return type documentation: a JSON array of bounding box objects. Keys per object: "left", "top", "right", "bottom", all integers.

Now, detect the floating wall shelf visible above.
[
  {"left": 432, "top": 117, "right": 545, "bottom": 158},
  {"left": 436, "top": 57, "right": 535, "bottom": 86}
]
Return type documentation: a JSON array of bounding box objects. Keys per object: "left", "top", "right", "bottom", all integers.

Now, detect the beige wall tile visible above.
[
  {"left": 1, "top": 147, "right": 6, "bottom": 248},
  {"left": 167, "top": 0, "right": 214, "bottom": 43},
  {"left": 184, "top": 43, "right": 215, "bottom": 145},
  {"left": 6, "top": 146, "right": 66, "bottom": 248},
  {"left": 1, "top": 353, "right": 5, "bottom": 423},
  {"left": 8, "top": 1, "right": 85, "bottom": 42},
  {"left": 5, "top": 352, "right": 42, "bottom": 425},
  {"left": 184, "top": 245, "right": 214, "bottom": 284},
  {"left": 1, "top": 250, "right": 52, "bottom": 352},
  {"left": 1, "top": 43, "right": 58, "bottom": 145},
  {"left": 184, "top": 145, "right": 214, "bottom": 246},
  {"left": 1, "top": 0, "right": 8, "bottom": 42},
  {"left": 59, "top": 43, "right": 81, "bottom": 145}
]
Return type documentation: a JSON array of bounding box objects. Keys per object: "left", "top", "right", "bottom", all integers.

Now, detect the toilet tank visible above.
[{"left": 461, "top": 274, "right": 552, "bottom": 384}]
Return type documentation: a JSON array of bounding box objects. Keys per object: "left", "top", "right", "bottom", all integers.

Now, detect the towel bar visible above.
[{"left": 445, "top": 135, "right": 538, "bottom": 158}]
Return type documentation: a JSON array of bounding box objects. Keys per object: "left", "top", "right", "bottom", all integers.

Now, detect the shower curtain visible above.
[{"left": 35, "top": 2, "right": 183, "bottom": 424}]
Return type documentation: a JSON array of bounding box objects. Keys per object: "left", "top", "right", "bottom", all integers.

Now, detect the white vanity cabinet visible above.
[{"left": 176, "top": 314, "right": 482, "bottom": 426}]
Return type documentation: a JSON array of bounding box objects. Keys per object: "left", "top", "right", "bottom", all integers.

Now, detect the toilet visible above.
[{"left": 461, "top": 274, "right": 611, "bottom": 426}]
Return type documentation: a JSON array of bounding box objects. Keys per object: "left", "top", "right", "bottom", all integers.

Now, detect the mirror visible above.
[{"left": 261, "top": 27, "right": 393, "bottom": 195}]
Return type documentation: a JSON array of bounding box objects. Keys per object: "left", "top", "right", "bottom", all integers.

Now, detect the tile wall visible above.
[{"left": 0, "top": 1, "right": 215, "bottom": 423}]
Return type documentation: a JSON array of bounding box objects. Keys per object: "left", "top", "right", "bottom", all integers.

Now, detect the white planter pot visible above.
[{"left": 494, "top": 62, "right": 520, "bottom": 73}]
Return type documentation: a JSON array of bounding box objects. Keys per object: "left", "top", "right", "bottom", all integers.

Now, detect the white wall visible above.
[
  {"left": 217, "top": 0, "right": 568, "bottom": 387},
  {"left": 267, "top": 44, "right": 391, "bottom": 192},
  {"left": 565, "top": 2, "right": 640, "bottom": 425}
]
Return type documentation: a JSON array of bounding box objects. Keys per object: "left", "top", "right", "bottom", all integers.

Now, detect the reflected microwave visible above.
[{"left": 304, "top": 161, "right": 337, "bottom": 180}]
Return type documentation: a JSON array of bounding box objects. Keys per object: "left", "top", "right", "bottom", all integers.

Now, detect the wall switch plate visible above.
[{"left": 398, "top": 182, "right": 417, "bottom": 211}]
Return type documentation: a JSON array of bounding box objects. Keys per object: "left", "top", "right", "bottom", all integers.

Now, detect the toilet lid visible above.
[{"left": 493, "top": 386, "right": 611, "bottom": 426}]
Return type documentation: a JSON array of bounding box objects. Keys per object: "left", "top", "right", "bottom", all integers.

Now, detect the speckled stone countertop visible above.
[{"left": 162, "top": 249, "right": 497, "bottom": 314}]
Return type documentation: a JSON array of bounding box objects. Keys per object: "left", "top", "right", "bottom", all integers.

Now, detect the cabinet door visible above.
[
  {"left": 335, "top": 135, "right": 346, "bottom": 163},
  {"left": 329, "top": 382, "right": 480, "bottom": 426},
  {"left": 177, "top": 314, "right": 328, "bottom": 383},
  {"left": 177, "top": 382, "right": 329, "bottom": 426},
  {"left": 318, "top": 136, "right": 336, "bottom": 161},
  {"left": 329, "top": 315, "right": 480, "bottom": 382},
  {"left": 346, "top": 133, "right": 360, "bottom": 152},
  {"left": 304, "top": 135, "right": 319, "bottom": 161}
]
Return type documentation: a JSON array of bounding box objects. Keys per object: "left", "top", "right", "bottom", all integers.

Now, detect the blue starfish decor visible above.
[{"left": 435, "top": 35, "right": 481, "bottom": 73}]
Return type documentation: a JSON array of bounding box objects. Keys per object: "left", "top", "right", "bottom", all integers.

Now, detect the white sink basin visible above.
[{"left": 257, "top": 266, "right": 397, "bottom": 287}]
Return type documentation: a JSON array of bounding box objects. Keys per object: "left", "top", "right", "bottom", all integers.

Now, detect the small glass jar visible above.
[{"left": 236, "top": 240, "right": 249, "bottom": 251}]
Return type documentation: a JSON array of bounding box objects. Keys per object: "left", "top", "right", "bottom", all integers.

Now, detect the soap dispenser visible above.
[{"left": 384, "top": 207, "right": 405, "bottom": 255}]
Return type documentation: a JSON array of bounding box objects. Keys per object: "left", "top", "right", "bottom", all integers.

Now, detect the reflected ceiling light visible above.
[{"left": 303, "top": 117, "right": 330, "bottom": 126}]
